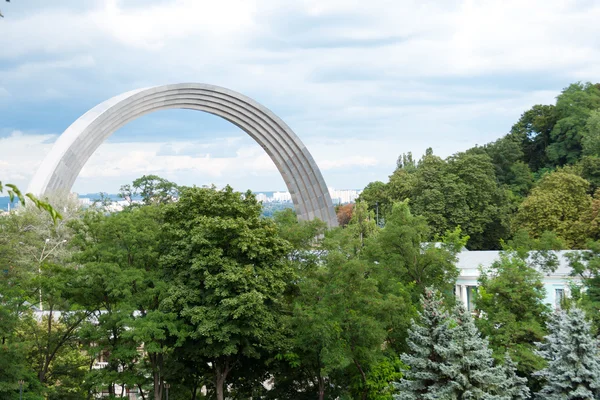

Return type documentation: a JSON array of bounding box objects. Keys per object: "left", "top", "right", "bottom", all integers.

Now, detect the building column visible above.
[{"left": 461, "top": 285, "right": 468, "bottom": 308}]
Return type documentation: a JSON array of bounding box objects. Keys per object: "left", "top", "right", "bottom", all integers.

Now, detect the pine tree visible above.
[
  {"left": 394, "top": 287, "right": 456, "bottom": 399},
  {"left": 535, "top": 307, "right": 600, "bottom": 399},
  {"left": 497, "top": 352, "right": 530, "bottom": 400},
  {"left": 444, "top": 303, "right": 505, "bottom": 399}
]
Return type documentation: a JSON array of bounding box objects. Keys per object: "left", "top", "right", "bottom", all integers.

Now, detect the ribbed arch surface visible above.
[{"left": 28, "top": 83, "right": 338, "bottom": 227}]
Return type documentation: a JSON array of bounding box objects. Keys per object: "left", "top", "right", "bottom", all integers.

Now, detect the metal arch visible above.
[{"left": 27, "top": 83, "right": 338, "bottom": 227}]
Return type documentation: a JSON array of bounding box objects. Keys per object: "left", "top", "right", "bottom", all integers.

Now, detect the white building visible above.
[
  {"left": 455, "top": 250, "right": 579, "bottom": 312},
  {"left": 272, "top": 191, "right": 292, "bottom": 202},
  {"left": 328, "top": 188, "right": 361, "bottom": 205},
  {"left": 255, "top": 193, "right": 268, "bottom": 203}
]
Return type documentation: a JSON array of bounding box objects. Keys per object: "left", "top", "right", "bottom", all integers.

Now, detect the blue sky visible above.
[{"left": 1, "top": 0, "right": 599, "bottom": 194}]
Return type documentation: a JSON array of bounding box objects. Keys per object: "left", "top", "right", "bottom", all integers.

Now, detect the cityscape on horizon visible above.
[{"left": 0, "top": 188, "right": 362, "bottom": 212}]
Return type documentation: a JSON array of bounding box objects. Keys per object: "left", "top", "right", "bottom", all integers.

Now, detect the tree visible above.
[
  {"left": 475, "top": 254, "right": 549, "bottom": 390},
  {"left": 534, "top": 307, "right": 600, "bottom": 399},
  {"left": 503, "top": 229, "right": 565, "bottom": 273},
  {"left": 444, "top": 303, "right": 504, "bottom": 399},
  {"left": 160, "top": 186, "right": 292, "bottom": 400},
  {"left": 394, "top": 287, "right": 458, "bottom": 399},
  {"left": 509, "top": 104, "right": 558, "bottom": 171},
  {"left": 119, "top": 174, "right": 179, "bottom": 205},
  {"left": 480, "top": 136, "right": 529, "bottom": 191},
  {"left": 497, "top": 352, "right": 530, "bottom": 400},
  {"left": 547, "top": 82, "right": 600, "bottom": 166},
  {"left": 565, "top": 240, "right": 600, "bottom": 331},
  {"left": 515, "top": 170, "right": 592, "bottom": 247},
  {"left": 286, "top": 256, "right": 412, "bottom": 400},
  {"left": 336, "top": 203, "right": 354, "bottom": 227},
  {"left": 70, "top": 205, "right": 173, "bottom": 399},
  {"left": 445, "top": 152, "right": 511, "bottom": 249},
  {"left": 357, "top": 181, "right": 391, "bottom": 223},
  {"left": 581, "top": 110, "right": 600, "bottom": 157},
  {"left": 370, "top": 201, "right": 464, "bottom": 301}
]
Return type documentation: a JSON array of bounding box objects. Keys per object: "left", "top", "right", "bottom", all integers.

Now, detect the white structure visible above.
[
  {"left": 255, "top": 193, "right": 268, "bottom": 203},
  {"left": 456, "top": 250, "right": 578, "bottom": 312},
  {"left": 27, "top": 83, "right": 338, "bottom": 227},
  {"left": 328, "top": 188, "right": 361, "bottom": 205},
  {"left": 272, "top": 191, "right": 292, "bottom": 202}
]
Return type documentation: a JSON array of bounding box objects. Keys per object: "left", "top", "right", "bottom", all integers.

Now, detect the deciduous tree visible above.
[{"left": 160, "top": 186, "right": 292, "bottom": 400}]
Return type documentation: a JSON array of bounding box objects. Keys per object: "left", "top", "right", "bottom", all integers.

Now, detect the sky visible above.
[{"left": 1, "top": 0, "right": 600, "bottom": 194}]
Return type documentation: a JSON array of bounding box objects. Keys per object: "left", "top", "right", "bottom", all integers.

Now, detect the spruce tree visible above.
[
  {"left": 497, "top": 352, "right": 530, "bottom": 400},
  {"left": 444, "top": 303, "right": 505, "bottom": 399},
  {"left": 394, "top": 287, "right": 456, "bottom": 399},
  {"left": 535, "top": 307, "right": 600, "bottom": 399}
]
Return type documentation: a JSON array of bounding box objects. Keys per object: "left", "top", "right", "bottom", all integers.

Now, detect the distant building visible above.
[
  {"left": 456, "top": 250, "right": 579, "bottom": 312},
  {"left": 272, "top": 191, "right": 292, "bottom": 202},
  {"left": 255, "top": 193, "right": 268, "bottom": 203},
  {"left": 328, "top": 188, "right": 361, "bottom": 205}
]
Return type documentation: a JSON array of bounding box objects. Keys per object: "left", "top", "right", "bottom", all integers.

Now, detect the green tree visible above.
[
  {"left": 581, "top": 110, "right": 600, "bottom": 157},
  {"left": 70, "top": 205, "right": 174, "bottom": 399},
  {"left": 515, "top": 170, "right": 592, "bottom": 247},
  {"left": 445, "top": 152, "right": 511, "bottom": 249},
  {"left": 547, "top": 82, "right": 600, "bottom": 166},
  {"left": 579, "top": 156, "right": 600, "bottom": 192},
  {"left": 285, "top": 256, "right": 412, "bottom": 400},
  {"left": 503, "top": 229, "right": 565, "bottom": 273},
  {"left": 565, "top": 241, "right": 600, "bottom": 331},
  {"left": 444, "top": 303, "right": 504, "bottom": 399},
  {"left": 160, "top": 186, "right": 292, "bottom": 400},
  {"left": 475, "top": 254, "right": 549, "bottom": 389},
  {"left": 394, "top": 287, "right": 456, "bottom": 399},
  {"left": 509, "top": 104, "right": 558, "bottom": 171},
  {"left": 497, "top": 352, "right": 530, "bottom": 400},
  {"left": 119, "top": 174, "right": 179, "bottom": 205},
  {"left": 370, "top": 201, "right": 464, "bottom": 301},
  {"left": 535, "top": 307, "right": 600, "bottom": 399},
  {"left": 357, "top": 181, "right": 391, "bottom": 223}
]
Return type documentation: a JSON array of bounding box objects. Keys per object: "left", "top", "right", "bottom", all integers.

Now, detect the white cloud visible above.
[
  {"left": 2, "top": 0, "right": 600, "bottom": 192},
  {"left": 319, "top": 156, "right": 378, "bottom": 170},
  {"left": 0, "top": 131, "right": 58, "bottom": 187}
]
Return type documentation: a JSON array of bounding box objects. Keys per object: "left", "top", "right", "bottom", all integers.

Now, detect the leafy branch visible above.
[{"left": 0, "top": 181, "right": 62, "bottom": 223}]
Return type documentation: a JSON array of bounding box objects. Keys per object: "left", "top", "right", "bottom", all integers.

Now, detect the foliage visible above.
[
  {"left": 357, "top": 181, "right": 391, "bottom": 222},
  {"left": 69, "top": 205, "right": 172, "bottom": 399},
  {"left": 369, "top": 201, "right": 465, "bottom": 301},
  {"left": 118, "top": 174, "right": 179, "bottom": 205},
  {"left": 0, "top": 181, "right": 62, "bottom": 223},
  {"left": 475, "top": 254, "right": 549, "bottom": 390},
  {"left": 445, "top": 303, "right": 505, "bottom": 399},
  {"left": 394, "top": 287, "right": 456, "bottom": 399},
  {"left": 336, "top": 203, "right": 355, "bottom": 227},
  {"left": 547, "top": 82, "right": 600, "bottom": 165},
  {"left": 534, "top": 307, "right": 600, "bottom": 399},
  {"left": 565, "top": 241, "right": 600, "bottom": 331},
  {"left": 160, "top": 185, "right": 293, "bottom": 400},
  {"left": 497, "top": 352, "right": 531, "bottom": 400},
  {"left": 515, "top": 170, "right": 592, "bottom": 247},
  {"left": 502, "top": 229, "right": 565, "bottom": 273}
]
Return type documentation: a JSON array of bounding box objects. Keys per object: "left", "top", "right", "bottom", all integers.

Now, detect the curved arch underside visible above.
[{"left": 27, "top": 83, "right": 338, "bottom": 227}]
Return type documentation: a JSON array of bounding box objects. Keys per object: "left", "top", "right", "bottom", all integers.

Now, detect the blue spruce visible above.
[
  {"left": 535, "top": 307, "right": 600, "bottom": 399},
  {"left": 443, "top": 303, "right": 505, "bottom": 399},
  {"left": 394, "top": 287, "right": 456, "bottom": 399},
  {"left": 497, "top": 352, "right": 530, "bottom": 400}
]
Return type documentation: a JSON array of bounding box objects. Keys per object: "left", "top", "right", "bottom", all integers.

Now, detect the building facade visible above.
[{"left": 455, "top": 250, "right": 579, "bottom": 312}]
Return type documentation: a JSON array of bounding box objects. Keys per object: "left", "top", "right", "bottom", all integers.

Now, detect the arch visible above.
[{"left": 27, "top": 83, "right": 338, "bottom": 227}]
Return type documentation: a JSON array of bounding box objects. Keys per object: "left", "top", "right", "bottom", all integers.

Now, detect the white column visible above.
[{"left": 461, "top": 285, "right": 468, "bottom": 308}]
